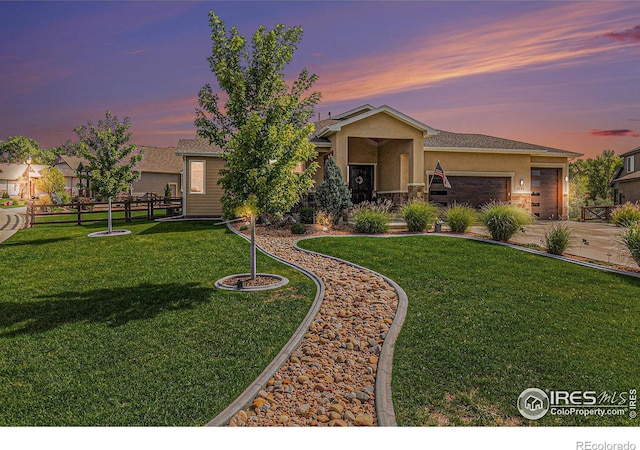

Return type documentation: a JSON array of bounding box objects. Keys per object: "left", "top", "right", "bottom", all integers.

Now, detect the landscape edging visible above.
[
  {"left": 293, "top": 236, "right": 409, "bottom": 427},
  {"left": 205, "top": 224, "right": 326, "bottom": 426}
]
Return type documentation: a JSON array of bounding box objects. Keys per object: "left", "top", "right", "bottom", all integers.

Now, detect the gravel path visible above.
[{"left": 225, "top": 229, "right": 399, "bottom": 427}]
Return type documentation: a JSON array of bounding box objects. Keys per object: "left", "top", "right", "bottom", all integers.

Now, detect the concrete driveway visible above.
[
  {"left": 0, "top": 206, "right": 26, "bottom": 244},
  {"left": 470, "top": 220, "right": 637, "bottom": 269}
]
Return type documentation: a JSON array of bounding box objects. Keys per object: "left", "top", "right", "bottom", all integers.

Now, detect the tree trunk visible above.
[
  {"left": 250, "top": 214, "right": 256, "bottom": 280},
  {"left": 108, "top": 197, "right": 113, "bottom": 234}
]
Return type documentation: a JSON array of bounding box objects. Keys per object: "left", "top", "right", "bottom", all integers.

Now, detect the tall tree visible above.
[
  {"left": 75, "top": 111, "right": 143, "bottom": 234},
  {"left": 569, "top": 150, "right": 622, "bottom": 205},
  {"left": 0, "top": 136, "right": 56, "bottom": 165},
  {"left": 195, "top": 11, "right": 321, "bottom": 279}
]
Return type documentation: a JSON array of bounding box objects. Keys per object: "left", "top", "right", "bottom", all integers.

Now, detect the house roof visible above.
[
  {"left": 0, "top": 163, "right": 48, "bottom": 180},
  {"left": 175, "top": 138, "right": 224, "bottom": 156},
  {"left": 135, "top": 146, "right": 181, "bottom": 174},
  {"left": 612, "top": 170, "right": 640, "bottom": 183},
  {"left": 424, "top": 130, "right": 582, "bottom": 157},
  {"left": 53, "top": 155, "right": 90, "bottom": 177},
  {"left": 314, "top": 104, "right": 439, "bottom": 139},
  {"left": 620, "top": 145, "right": 640, "bottom": 158}
]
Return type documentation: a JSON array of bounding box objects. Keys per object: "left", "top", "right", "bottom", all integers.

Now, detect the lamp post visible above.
[{"left": 26, "top": 156, "right": 32, "bottom": 200}]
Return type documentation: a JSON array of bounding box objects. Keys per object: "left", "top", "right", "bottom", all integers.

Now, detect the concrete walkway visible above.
[
  {"left": 471, "top": 220, "right": 637, "bottom": 269},
  {"left": 0, "top": 207, "right": 26, "bottom": 244}
]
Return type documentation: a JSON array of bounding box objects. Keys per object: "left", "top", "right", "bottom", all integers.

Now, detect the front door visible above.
[{"left": 349, "top": 165, "right": 374, "bottom": 204}]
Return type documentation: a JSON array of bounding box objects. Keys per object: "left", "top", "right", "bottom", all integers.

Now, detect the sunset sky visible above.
[{"left": 1, "top": 1, "right": 639, "bottom": 159}]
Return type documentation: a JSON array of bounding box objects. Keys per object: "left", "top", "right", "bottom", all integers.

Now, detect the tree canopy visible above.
[
  {"left": 194, "top": 11, "right": 321, "bottom": 219},
  {"left": 0, "top": 136, "right": 57, "bottom": 165},
  {"left": 74, "top": 111, "right": 143, "bottom": 201},
  {"left": 569, "top": 150, "right": 622, "bottom": 205},
  {"left": 35, "top": 167, "right": 66, "bottom": 197}
]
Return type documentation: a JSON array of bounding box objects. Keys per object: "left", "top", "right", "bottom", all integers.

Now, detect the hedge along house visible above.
[{"left": 180, "top": 104, "right": 581, "bottom": 219}]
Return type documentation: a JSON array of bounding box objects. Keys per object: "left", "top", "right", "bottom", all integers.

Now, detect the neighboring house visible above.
[
  {"left": 52, "top": 155, "right": 90, "bottom": 196},
  {"left": 612, "top": 145, "right": 640, "bottom": 204},
  {"left": 0, "top": 163, "right": 48, "bottom": 199},
  {"left": 178, "top": 104, "right": 582, "bottom": 219},
  {"left": 131, "top": 146, "right": 181, "bottom": 197},
  {"left": 175, "top": 138, "right": 225, "bottom": 217}
]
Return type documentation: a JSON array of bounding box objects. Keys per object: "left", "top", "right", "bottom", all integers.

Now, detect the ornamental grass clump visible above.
[
  {"left": 480, "top": 201, "right": 533, "bottom": 242},
  {"left": 352, "top": 200, "right": 392, "bottom": 234},
  {"left": 545, "top": 222, "right": 574, "bottom": 255},
  {"left": 620, "top": 224, "right": 640, "bottom": 266},
  {"left": 611, "top": 202, "right": 640, "bottom": 227},
  {"left": 401, "top": 200, "right": 439, "bottom": 232},
  {"left": 445, "top": 203, "right": 477, "bottom": 233}
]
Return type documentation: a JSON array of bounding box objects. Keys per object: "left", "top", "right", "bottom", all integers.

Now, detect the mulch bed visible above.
[{"left": 221, "top": 274, "right": 282, "bottom": 288}]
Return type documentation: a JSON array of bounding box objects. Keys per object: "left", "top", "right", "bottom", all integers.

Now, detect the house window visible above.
[
  {"left": 627, "top": 156, "right": 635, "bottom": 173},
  {"left": 189, "top": 160, "right": 205, "bottom": 194}
]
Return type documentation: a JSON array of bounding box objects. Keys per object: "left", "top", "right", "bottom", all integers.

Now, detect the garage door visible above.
[
  {"left": 531, "top": 168, "right": 560, "bottom": 219},
  {"left": 429, "top": 176, "right": 509, "bottom": 208}
]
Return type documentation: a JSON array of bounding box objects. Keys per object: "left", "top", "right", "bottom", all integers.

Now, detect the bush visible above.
[
  {"left": 352, "top": 200, "right": 391, "bottom": 234},
  {"left": 1, "top": 192, "right": 8, "bottom": 199},
  {"left": 611, "top": 202, "right": 640, "bottom": 227},
  {"left": 480, "top": 201, "right": 533, "bottom": 241},
  {"left": 299, "top": 206, "right": 314, "bottom": 224},
  {"left": 59, "top": 192, "right": 71, "bottom": 205},
  {"left": 315, "top": 157, "right": 352, "bottom": 224},
  {"left": 10, "top": 196, "right": 21, "bottom": 206},
  {"left": 400, "top": 200, "right": 438, "bottom": 232},
  {"left": 620, "top": 224, "right": 640, "bottom": 266},
  {"left": 445, "top": 203, "right": 477, "bottom": 233},
  {"left": 291, "top": 223, "right": 306, "bottom": 235},
  {"left": 545, "top": 223, "right": 574, "bottom": 255}
]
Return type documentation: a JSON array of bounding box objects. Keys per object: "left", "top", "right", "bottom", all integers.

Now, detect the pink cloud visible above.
[
  {"left": 605, "top": 25, "right": 640, "bottom": 42},
  {"left": 590, "top": 129, "right": 640, "bottom": 138},
  {"left": 314, "top": 3, "right": 639, "bottom": 105}
]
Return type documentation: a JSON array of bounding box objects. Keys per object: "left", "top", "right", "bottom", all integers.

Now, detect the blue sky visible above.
[{"left": 1, "top": 1, "right": 639, "bottom": 158}]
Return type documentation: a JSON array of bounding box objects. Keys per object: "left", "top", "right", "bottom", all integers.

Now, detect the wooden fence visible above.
[
  {"left": 580, "top": 205, "right": 614, "bottom": 222},
  {"left": 25, "top": 197, "right": 183, "bottom": 227}
]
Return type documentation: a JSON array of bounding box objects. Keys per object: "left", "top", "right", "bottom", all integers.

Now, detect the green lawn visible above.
[
  {"left": 298, "top": 235, "right": 640, "bottom": 426},
  {"left": 0, "top": 221, "right": 315, "bottom": 426}
]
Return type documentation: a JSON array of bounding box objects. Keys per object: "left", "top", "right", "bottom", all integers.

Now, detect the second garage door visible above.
[{"left": 429, "top": 176, "right": 509, "bottom": 208}]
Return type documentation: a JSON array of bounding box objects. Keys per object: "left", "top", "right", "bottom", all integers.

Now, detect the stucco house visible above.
[
  {"left": 612, "top": 145, "right": 640, "bottom": 204},
  {"left": 0, "top": 163, "right": 48, "bottom": 199},
  {"left": 178, "top": 104, "right": 582, "bottom": 219}
]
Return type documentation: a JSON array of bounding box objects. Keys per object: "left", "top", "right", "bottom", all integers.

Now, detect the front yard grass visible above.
[
  {"left": 0, "top": 221, "right": 315, "bottom": 426},
  {"left": 298, "top": 235, "right": 640, "bottom": 426}
]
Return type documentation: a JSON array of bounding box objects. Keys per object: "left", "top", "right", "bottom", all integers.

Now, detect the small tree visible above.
[
  {"left": 195, "top": 11, "right": 321, "bottom": 279},
  {"left": 35, "top": 167, "right": 66, "bottom": 198},
  {"left": 75, "top": 111, "right": 144, "bottom": 234},
  {"left": 315, "top": 157, "right": 352, "bottom": 224}
]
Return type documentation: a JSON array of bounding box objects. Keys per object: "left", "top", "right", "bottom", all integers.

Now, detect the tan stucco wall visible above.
[
  {"left": 331, "top": 112, "right": 424, "bottom": 186},
  {"left": 185, "top": 155, "right": 224, "bottom": 216},
  {"left": 377, "top": 140, "right": 412, "bottom": 192},
  {"left": 347, "top": 138, "right": 378, "bottom": 164},
  {"left": 424, "top": 151, "right": 527, "bottom": 187}
]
